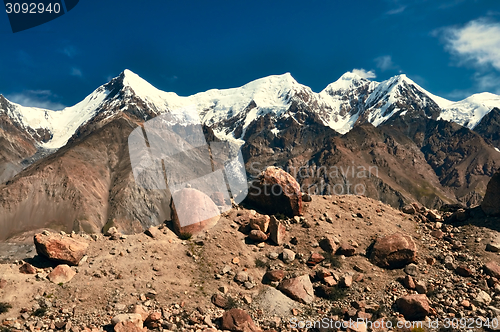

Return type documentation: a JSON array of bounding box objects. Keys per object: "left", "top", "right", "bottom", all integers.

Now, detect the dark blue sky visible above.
[{"left": 1, "top": 0, "right": 499, "bottom": 109}]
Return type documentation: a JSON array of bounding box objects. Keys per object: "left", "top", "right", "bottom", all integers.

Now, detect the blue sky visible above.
[{"left": 0, "top": 0, "right": 499, "bottom": 109}]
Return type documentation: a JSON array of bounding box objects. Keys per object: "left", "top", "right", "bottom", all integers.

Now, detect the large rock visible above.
[
  {"left": 48, "top": 265, "right": 76, "bottom": 283},
  {"left": 269, "top": 216, "right": 286, "bottom": 245},
  {"left": 245, "top": 166, "right": 302, "bottom": 217},
  {"left": 396, "top": 294, "right": 433, "bottom": 321},
  {"left": 34, "top": 233, "right": 88, "bottom": 266},
  {"left": 221, "top": 308, "right": 260, "bottom": 332},
  {"left": 171, "top": 188, "right": 221, "bottom": 235},
  {"left": 484, "top": 261, "right": 500, "bottom": 279},
  {"left": 278, "top": 275, "right": 314, "bottom": 304},
  {"left": 482, "top": 171, "right": 500, "bottom": 216},
  {"left": 112, "top": 314, "right": 146, "bottom": 332},
  {"left": 369, "top": 232, "right": 417, "bottom": 269}
]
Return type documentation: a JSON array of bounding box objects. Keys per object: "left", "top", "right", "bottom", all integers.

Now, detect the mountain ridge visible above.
[{"left": 2, "top": 70, "right": 500, "bottom": 152}]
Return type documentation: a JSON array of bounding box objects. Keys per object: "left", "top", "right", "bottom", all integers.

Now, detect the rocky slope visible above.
[{"left": 1, "top": 193, "right": 500, "bottom": 331}]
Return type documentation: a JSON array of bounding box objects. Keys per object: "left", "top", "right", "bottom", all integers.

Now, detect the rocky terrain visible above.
[{"left": 1, "top": 168, "right": 500, "bottom": 332}]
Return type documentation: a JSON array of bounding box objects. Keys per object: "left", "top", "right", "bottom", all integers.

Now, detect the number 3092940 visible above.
[{"left": 5, "top": 3, "right": 61, "bottom": 14}]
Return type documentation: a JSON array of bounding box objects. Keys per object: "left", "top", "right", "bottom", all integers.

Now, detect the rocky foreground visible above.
[{"left": 0, "top": 192, "right": 500, "bottom": 332}]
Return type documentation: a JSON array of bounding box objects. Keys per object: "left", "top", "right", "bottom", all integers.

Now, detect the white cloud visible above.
[
  {"left": 386, "top": 6, "right": 406, "bottom": 15},
  {"left": 71, "top": 67, "right": 83, "bottom": 77},
  {"left": 374, "top": 55, "right": 396, "bottom": 71},
  {"left": 61, "top": 45, "right": 77, "bottom": 58},
  {"left": 6, "top": 90, "right": 65, "bottom": 110},
  {"left": 350, "top": 68, "right": 376, "bottom": 79},
  {"left": 442, "top": 18, "right": 500, "bottom": 70}
]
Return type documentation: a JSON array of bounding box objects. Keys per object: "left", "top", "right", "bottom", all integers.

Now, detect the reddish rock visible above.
[
  {"left": 249, "top": 215, "right": 270, "bottom": 233},
  {"left": 455, "top": 265, "right": 473, "bottom": 277},
  {"left": 265, "top": 270, "right": 285, "bottom": 282},
  {"left": 0, "top": 279, "right": 6, "bottom": 289},
  {"left": 323, "top": 276, "right": 337, "bottom": 287},
  {"left": 278, "top": 275, "right": 314, "bottom": 304},
  {"left": 336, "top": 242, "right": 356, "bottom": 256},
  {"left": 171, "top": 188, "right": 221, "bottom": 235},
  {"left": 482, "top": 171, "right": 500, "bottom": 216},
  {"left": 319, "top": 237, "right": 339, "bottom": 253},
  {"left": 245, "top": 166, "right": 302, "bottom": 217},
  {"left": 248, "top": 230, "right": 268, "bottom": 242},
  {"left": 144, "top": 312, "right": 161, "bottom": 329},
  {"left": 48, "top": 265, "right": 76, "bottom": 284},
  {"left": 114, "top": 321, "right": 146, "bottom": 332},
  {"left": 269, "top": 216, "right": 286, "bottom": 245},
  {"left": 396, "top": 294, "right": 433, "bottom": 321},
  {"left": 34, "top": 233, "right": 88, "bottom": 266},
  {"left": 112, "top": 314, "right": 144, "bottom": 328},
  {"left": 403, "top": 275, "right": 415, "bottom": 289},
  {"left": 19, "top": 263, "right": 37, "bottom": 274},
  {"left": 369, "top": 232, "right": 417, "bottom": 269},
  {"left": 221, "top": 308, "right": 260, "bottom": 332},
  {"left": 307, "top": 253, "right": 325, "bottom": 266},
  {"left": 484, "top": 261, "right": 500, "bottom": 279}
]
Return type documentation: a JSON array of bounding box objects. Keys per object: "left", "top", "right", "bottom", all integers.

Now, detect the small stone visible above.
[
  {"left": 281, "top": 249, "right": 295, "bottom": 263},
  {"left": 404, "top": 263, "right": 418, "bottom": 276},
  {"left": 48, "top": 265, "right": 76, "bottom": 284},
  {"left": 235, "top": 271, "right": 249, "bottom": 283}
]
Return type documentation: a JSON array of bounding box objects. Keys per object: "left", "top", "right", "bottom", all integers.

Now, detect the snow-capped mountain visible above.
[
  {"left": 438, "top": 92, "right": 500, "bottom": 129},
  {"left": 2, "top": 69, "right": 500, "bottom": 152}
]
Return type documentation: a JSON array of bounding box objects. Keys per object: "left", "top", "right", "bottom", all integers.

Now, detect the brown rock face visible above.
[
  {"left": 278, "top": 275, "right": 314, "bottom": 304},
  {"left": 482, "top": 171, "right": 500, "bottom": 216},
  {"left": 48, "top": 265, "right": 76, "bottom": 284},
  {"left": 171, "top": 188, "right": 220, "bottom": 235},
  {"left": 249, "top": 215, "right": 270, "bottom": 233},
  {"left": 396, "top": 294, "right": 433, "bottom": 320},
  {"left": 245, "top": 166, "right": 302, "bottom": 217},
  {"left": 34, "top": 233, "right": 88, "bottom": 266},
  {"left": 221, "top": 308, "right": 260, "bottom": 332},
  {"left": 369, "top": 232, "right": 417, "bottom": 269}
]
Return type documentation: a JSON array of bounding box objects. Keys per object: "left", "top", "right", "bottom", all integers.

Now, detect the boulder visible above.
[
  {"left": 245, "top": 166, "right": 302, "bottom": 217},
  {"left": 278, "top": 275, "right": 314, "bottom": 304},
  {"left": 171, "top": 188, "right": 221, "bottom": 235},
  {"left": 369, "top": 232, "right": 417, "bottom": 268},
  {"left": 269, "top": 216, "right": 286, "bottom": 245},
  {"left": 221, "top": 308, "right": 260, "bottom": 332},
  {"left": 34, "top": 233, "right": 88, "bottom": 266},
  {"left": 211, "top": 293, "right": 228, "bottom": 309},
  {"left": 396, "top": 294, "right": 433, "bottom": 320},
  {"left": 482, "top": 171, "right": 500, "bottom": 216},
  {"left": 48, "top": 264, "right": 76, "bottom": 283}
]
